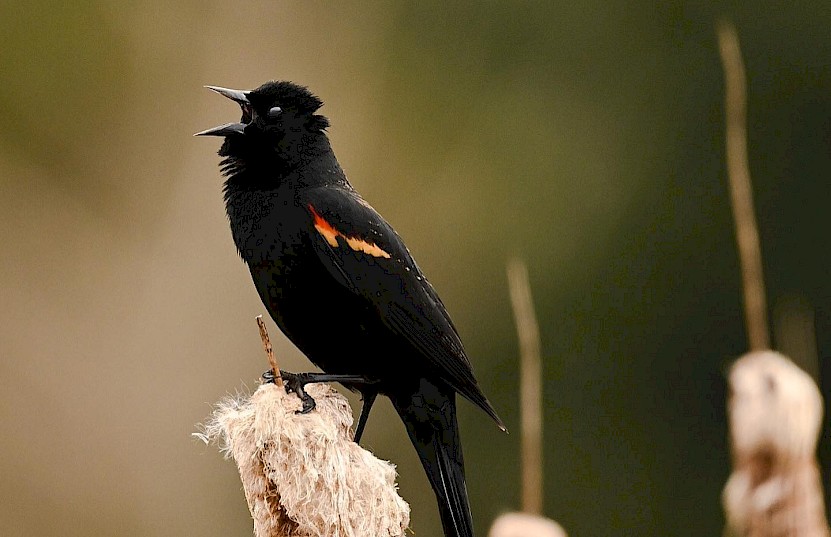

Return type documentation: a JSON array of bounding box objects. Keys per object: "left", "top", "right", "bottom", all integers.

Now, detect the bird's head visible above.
[{"left": 196, "top": 81, "right": 330, "bottom": 174}]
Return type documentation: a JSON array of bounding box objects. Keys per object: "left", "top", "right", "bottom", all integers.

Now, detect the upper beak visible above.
[
  {"left": 194, "top": 85, "right": 251, "bottom": 137},
  {"left": 204, "top": 85, "right": 250, "bottom": 104}
]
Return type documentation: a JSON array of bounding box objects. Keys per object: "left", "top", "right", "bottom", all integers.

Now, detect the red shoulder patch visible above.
[{"left": 308, "top": 204, "right": 391, "bottom": 259}]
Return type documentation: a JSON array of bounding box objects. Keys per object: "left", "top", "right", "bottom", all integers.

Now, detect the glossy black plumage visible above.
[{"left": 199, "top": 80, "right": 504, "bottom": 537}]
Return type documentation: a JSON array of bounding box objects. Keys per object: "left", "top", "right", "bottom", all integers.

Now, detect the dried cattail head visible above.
[
  {"left": 727, "top": 350, "right": 823, "bottom": 462},
  {"left": 197, "top": 382, "right": 410, "bottom": 537},
  {"left": 724, "top": 351, "right": 829, "bottom": 537},
  {"left": 489, "top": 512, "right": 567, "bottom": 537}
]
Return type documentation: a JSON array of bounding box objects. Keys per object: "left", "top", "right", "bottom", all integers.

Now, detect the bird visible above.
[{"left": 196, "top": 80, "right": 505, "bottom": 537}]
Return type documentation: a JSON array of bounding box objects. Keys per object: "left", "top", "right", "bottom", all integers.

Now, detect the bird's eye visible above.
[{"left": 268, "top": 106, "right": 282, "bottom": 118}]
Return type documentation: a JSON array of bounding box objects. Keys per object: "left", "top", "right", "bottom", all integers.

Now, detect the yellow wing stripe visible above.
[{"left": 345, "top": 236, "right": 392, "bottom": 258}]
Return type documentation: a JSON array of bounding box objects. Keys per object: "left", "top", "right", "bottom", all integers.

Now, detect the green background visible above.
[{"left": 1, "top": 2, "right": 829, "bottom": 536}]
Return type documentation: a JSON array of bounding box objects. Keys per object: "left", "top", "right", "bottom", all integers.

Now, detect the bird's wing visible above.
[{"left": 301, "top": 185, "right": 502, "bottom": 426}]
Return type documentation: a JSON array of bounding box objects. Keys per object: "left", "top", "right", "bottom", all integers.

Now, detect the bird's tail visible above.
[{"left": 391, "top": 379, "right": 475, "bottom": 537}]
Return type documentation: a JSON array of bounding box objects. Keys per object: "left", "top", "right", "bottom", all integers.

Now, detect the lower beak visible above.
[{"left": 194, "top": 122, "right": 246, "bottom": 137}]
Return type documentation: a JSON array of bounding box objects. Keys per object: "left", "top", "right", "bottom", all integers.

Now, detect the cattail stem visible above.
[
  {"left": 717, "top": 20, "right": 770, "bottom": 351},
  {"left": 507, "top": 258, "right": 543, "bottom": 515}
]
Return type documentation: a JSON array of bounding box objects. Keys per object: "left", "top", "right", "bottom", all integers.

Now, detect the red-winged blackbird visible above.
[{"left": 197, "top": 81, "right": 505, "bottom": 537}]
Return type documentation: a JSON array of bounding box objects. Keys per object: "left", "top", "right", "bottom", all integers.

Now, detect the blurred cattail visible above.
[
  {"left": 716, "top": 21, "right": 830, "bottom": 536},
  {"left": 497, "top": 259, "right": 568, "bottom": 537},
  {"left": 196, "top": 382, "right": 410, "bottom": 537},
  {"left": 723, "top": 351, "right": 829, "bottom": 537},
  {"left": 489, "top": 512, "right": 567, "bottom": 537}
]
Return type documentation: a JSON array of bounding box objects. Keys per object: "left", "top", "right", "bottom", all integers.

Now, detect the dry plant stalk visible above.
[
  {"left": 257, "top": 315, "right": 283, "bottom": 388},
  {"left": 495, "top": 260, "right": 569, "bottom": 537},
  {"left": 724, "top": 351, "right": 829, "bottom": 537},
  {"left": 197, "top": 382, "right": 410, "bottom": 537},
  {"left": 507, "top": 258, "right": 543, "bottom": 515},
  {"left": 717, "top": 20, "right": 770, "bottom": 351}
]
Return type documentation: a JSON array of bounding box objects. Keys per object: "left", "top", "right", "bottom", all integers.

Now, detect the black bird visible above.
[{"left": 197, "top": 81, "right": 505, "bottom": 537}]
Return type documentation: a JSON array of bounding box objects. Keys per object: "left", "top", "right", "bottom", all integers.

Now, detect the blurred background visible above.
[{"left": 1, "top": 2, "right": 829, "bottom": 536}]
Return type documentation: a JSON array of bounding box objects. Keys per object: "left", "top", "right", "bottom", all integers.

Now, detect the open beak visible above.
[{"left": 194, "top": 85, "right": 251, "bottom": 137}]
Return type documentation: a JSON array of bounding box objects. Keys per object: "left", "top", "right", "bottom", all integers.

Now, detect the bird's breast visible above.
[{"left": 226, "top": 189, "right": 308, "bottom": 264}]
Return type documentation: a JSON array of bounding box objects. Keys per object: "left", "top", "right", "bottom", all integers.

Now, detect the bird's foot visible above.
[
  {"left": 261, "top": 370, "right": 379, "bottom": 415},
  {"left": 266, "top": 371, "right": 316, "bottom": 414},
  {"left": 260, "top": 370, "right": 316, "bottom": 413}
]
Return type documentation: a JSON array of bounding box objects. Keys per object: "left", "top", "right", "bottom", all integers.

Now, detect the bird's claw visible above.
[{"left": 278, "top": 371, "right": 317, "bottom": 414}]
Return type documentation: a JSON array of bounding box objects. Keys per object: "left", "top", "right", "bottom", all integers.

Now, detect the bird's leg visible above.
[
  {"left": 353, "top": 390, "right": 378, "bottom": 444},
  {"left": 262, "top": 370, "right": 378, "bottom": 415}
]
